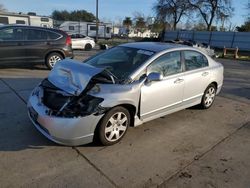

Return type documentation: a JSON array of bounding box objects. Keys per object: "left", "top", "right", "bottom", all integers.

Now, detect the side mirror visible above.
[{"left": 146, "top": 72, "right": 163, "bottom": 83}]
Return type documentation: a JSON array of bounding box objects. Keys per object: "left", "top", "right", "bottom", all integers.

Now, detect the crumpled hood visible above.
[{"left": 48, "top": 59, "right": 104, "bottom": 96}]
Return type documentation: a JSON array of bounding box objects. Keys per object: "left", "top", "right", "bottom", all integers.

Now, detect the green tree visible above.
[
  {"left": 51, "top": 10, "right": 95, "bottom": 21},
  {"left": 123, "top": 17, "right": 132, "bottom": 29},
  {"left": 135, "top": 17, "right": 147, "bottom": 33},
  {"left": 149, "top": 21, "right": 165, "bottom": 33},
  {"left": 188, "top": 0, "right": 233, "bottom": 31},
  {"left": 236, "top": 21, "right": 250, "bottom": 32},
  {"left": 154, "top": 0, "right": 191, "bottom": 30},
  {"left": 122, "top": 17, "right": 132, "bottom": 35}
]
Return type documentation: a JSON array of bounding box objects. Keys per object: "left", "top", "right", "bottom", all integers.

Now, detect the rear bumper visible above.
[
  {"left": 216, "top": 83, "right": 223, "bottom": 95},
  {"left": 64, "top": 48, "right": 74, "bottom": 59}
]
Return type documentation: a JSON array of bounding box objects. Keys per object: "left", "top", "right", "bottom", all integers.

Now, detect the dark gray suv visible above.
[{"left": 0, "top": 25, "right": 74, "bottom": 69}]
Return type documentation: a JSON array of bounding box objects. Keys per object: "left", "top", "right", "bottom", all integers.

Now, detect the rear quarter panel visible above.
[{"left": 208, "top": 57, "right": 224, "bottom": 94}]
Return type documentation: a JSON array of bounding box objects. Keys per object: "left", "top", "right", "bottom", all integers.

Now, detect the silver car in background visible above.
[{"left": 28, "top": 42, "right": 224, "bottom": 146}]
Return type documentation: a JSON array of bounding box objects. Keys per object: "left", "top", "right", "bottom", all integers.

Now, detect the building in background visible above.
[
  {"left": 59, "top": 21, "right": 112, "bottom": 39},
  {"left": 0, "top": 12, "right": 53, "bottom": 28}
]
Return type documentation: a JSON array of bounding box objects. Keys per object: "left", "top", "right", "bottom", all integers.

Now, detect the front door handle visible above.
[
  {"left": 174, "top": 78, "right": 184, "bottom": 84},
  {"left": 202, "top": 72, "right": 209, "bottom": 76}
]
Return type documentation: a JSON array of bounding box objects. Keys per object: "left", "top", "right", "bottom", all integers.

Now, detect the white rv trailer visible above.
[
  {"left": 59, "top": 21, "right": 112, "bottom": 39},
  {"left": 0, "top": 12, "right": 53, "bottom": 28}
]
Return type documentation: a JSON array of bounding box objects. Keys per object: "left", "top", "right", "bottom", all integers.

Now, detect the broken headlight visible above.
[{"left": 56, "top": 95, "right": 104, "bottom": 118}]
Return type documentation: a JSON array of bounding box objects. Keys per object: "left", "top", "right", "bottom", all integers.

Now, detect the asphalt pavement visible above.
[{"left": 0, "top": 51, "right": 250, "bottom": 188}]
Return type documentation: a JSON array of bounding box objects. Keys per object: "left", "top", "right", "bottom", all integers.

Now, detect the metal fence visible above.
[{"left": 164, "top": 30, "right": 250, "bottom": 51}]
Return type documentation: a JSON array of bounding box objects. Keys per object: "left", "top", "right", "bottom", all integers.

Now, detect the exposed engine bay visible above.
[{"left": 40, "top": 73, "right": 114, "bottom": 118}]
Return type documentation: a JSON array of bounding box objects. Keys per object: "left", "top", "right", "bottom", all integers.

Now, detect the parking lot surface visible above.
[{"left": 0, "top": 50, "right": 250, "bottom": 188}]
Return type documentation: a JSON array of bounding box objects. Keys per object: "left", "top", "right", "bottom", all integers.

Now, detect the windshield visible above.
[{"left": 84, "top": 46, "right": 154, "bottom": 81}]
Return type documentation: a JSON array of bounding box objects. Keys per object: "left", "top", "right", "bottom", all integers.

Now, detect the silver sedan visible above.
[{"left": 27, "top": 42, "right": 224, "bottom": 146}]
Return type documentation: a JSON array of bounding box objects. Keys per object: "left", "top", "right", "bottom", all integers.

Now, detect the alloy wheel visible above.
[
  {"left": 48, "top": 55, "right": 61, "bottom": 67},
  {"left": 204, "top": 87, "right": 216, "bottom": 107},
  {"left": 104, "top": 112, "right": 128, "bottom": 142}
]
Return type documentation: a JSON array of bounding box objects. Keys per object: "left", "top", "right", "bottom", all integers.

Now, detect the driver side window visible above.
[{"left": 147, "top": 51, "right": 182, "bottom": 77}]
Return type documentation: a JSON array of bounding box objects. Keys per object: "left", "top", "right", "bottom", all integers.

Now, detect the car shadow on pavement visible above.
[
  {"left": 0, "top": 61, "right": 49, "bottom": 71},
  {"left": 0, "top": 77, "right": 104, "bottom": 151}
]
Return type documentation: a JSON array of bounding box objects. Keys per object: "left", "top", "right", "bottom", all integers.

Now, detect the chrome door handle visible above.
[
  {"left": 202, "top": 72, "right": 209, "bottom": 76},
  {"left": 174, "top": 78, "right": 184, "bottom": 84}
]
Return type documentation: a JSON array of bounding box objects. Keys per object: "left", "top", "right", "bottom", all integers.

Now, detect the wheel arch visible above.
[
  {"left": 118, "top": 104, "right": 137, "bottom": 127},
  {"left": 45, "top": 50, "right": 65, "bottom": 61},
  {"left": 208, "top": 81, "right": 218, "bottom": 90}
]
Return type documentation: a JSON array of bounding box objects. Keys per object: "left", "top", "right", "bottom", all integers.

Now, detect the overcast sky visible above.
[{"left": 0, "top": 0, "right": 248, "bottom": 26}]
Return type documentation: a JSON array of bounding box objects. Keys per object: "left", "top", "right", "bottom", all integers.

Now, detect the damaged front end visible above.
[
  {"left": 28, "top": 59, "right": 119, "bottom": 145},
  {"left": 40, "top": 59, "right": 116, "bottom": 118},
  {"left": 40, "top": 79, "right": 105, "bottom": 118}
]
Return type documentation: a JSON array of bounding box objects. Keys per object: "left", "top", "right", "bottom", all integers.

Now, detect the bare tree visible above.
[
  {"left": 218, "top": 12, "right": 230, "bottom": 31},
  {"left": 154, "top": 0, "right": 191, "bottom": 30},
  {"left": 247, "top": 0, "right": 250, "bottom": 21},
  {"left": 188, "top": 0, "right": 233, "bottom": 31},
  {"left": 226, "top": 21, "right": 236, "bottom": 31}
]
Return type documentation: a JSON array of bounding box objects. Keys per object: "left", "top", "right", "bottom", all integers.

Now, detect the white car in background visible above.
[{"left": 70, "top": 34, "right": 95, "bottom": 51}]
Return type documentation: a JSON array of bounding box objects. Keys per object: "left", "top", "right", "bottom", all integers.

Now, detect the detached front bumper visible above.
[{"left": 27, "top": 89, "right": 103, "bottom": 146}]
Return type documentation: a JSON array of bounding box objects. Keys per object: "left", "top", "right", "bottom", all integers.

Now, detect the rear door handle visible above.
[
  {"left": 174, "top": 78, "right": 184, "bottom": 84},
  {"left": 202, "top": 72, "right": 209, "bottom": 76}
]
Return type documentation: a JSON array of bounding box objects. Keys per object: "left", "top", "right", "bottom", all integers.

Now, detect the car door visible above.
[
  {"left": 24, "top": 28, "right": 49, "bottom": 60},
  {"left": 182, "top": 50, "right": 211, "bottom": 105},
  {"left": 0, "top": 26, "right": 26, "bottom": 61},
  {"left": 140, "top": 51, "right": 184, "bottom": 121}
]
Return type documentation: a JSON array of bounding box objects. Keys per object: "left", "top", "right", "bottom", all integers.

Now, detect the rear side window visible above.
[
  {"left": 78, "top": 34, "right": 86, "bottom": 38},
  {"left": 27, "top": 29, "right": 48, "bottom": 40},
  {"left": 184, "top": 51, "right": 208, "bottom": 71},
  {"left": 48, "top": 31, "right": 61, "bottom": 40}
]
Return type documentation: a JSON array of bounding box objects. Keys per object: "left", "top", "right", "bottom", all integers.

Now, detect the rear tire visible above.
[
  {"left": 200, "top": 84, "right": 217, "bottom": 109},
  {"left": 45, "top": 52, "right": 63, "bottom": 70},
  {"left": 85, "top": 43, "right": 92, "bottom": 51},
  {"left": 97, "top": 106, "right": 130, "bottom": 146}
]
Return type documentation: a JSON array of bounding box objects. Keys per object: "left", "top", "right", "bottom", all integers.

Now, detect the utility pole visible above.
[{"left": 95, "top": 0, "right": 99, "bottom": 43}]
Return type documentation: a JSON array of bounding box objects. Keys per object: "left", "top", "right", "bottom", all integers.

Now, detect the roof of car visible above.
[
  {"left": 0, "top": 24, "right": 63, "bottom": 33},
  {"left": 120, "top": 42, "right": 186, "bottom": 53}
]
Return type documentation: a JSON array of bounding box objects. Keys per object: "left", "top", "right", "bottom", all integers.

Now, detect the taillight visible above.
[{"left": 66, "top": 35, "right": 72, "bottom": 46}]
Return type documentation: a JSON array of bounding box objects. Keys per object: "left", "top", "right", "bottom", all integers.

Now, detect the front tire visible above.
[
  {"left": 97, "top": 107, "right": 130, "bottom": 146},
  {"left": 200, "top": 84, "right": 217, "bottom": 109},
  {"left": 45, "top": 52, "right": 63, "bottom": 70}
]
